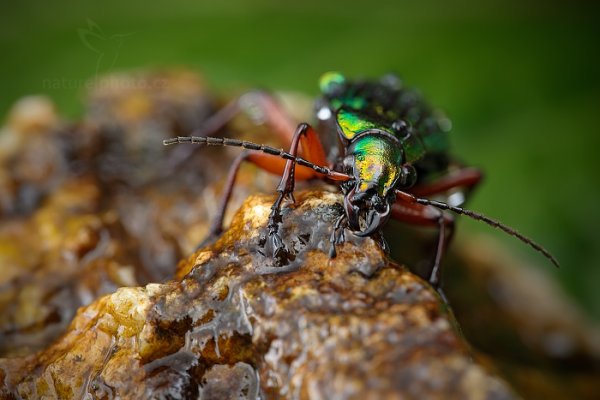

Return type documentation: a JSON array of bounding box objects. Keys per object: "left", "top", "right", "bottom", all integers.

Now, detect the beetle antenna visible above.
[
  {"left": 163, "top": 136, "right": 351, "bottom": 180},
  {"left": 398, "top": 191, "right": 560, "bottom": 268}
]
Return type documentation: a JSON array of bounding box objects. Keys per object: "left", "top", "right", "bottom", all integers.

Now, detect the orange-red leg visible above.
[
  {"left": 191, "top": 91, "right": 298, "bottom": 146},
  {"left": 203, "top": 150, "right": 319, "bottom": 242},
  {"left": 202, "top": 121, "right": 334, "bottom": 258},
  {"left": 391, "top": 167, "right": 482, "bottom": 293},
  {"left": 410, "top": 167, "right": 482, "bottom": 198},
  {"left": 391, "top": 197, "right": 454, "bottom": 292},
  {"left": 261, "top": 123, "right": 322, "bottom": 262},
  {"left": 172, "top": 91, "right": 304, "bottom": 181},
  {"left": 192, "top": 90, "right": 333, "bottom": 249}
]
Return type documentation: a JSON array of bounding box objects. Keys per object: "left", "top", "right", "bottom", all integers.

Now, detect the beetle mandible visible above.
[{"left": 164, "top": 72, "right": 559, "bottom": 292}]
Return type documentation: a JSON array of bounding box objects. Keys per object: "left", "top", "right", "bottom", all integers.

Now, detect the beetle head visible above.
[
  {"left": 343, "top": 183, "right": 392, "bottom": 237},
  {"left": 341, "top": 134, "right": 414, "bottom": 236}
]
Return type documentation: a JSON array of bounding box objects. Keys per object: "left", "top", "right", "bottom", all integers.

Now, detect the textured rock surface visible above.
[
  {"left": 0, "top": 71, "right": 227, "bottom": 356},
  {"left": 446, "top": 237, "right": 600, "bottom": 400},
  {"left": 0, "top": 191, "right": 517, "bottom": 399},
  {"left": 2, "top": 68, "right": 598, "bottom": 399}
]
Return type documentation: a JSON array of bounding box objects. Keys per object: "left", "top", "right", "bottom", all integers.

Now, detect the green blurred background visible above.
[{"left": 1, "top": 0, "right": 599, "bottom": 318}]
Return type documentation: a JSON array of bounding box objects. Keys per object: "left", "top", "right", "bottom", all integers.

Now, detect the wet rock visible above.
[
  {"left": 0, "top": 177, "right": 139, "bottom": 357},
  {"left": 4, "top": 68, "right": 590, "bottom": 398},
  {"left": 0, "top": 96, "right": 65, "bottom": 215},
  {"left": 5, "top": 96, "right": 59, "bottom": 135},
  {"left": 0, "top": 191, "right": 517, "bottom": 399},
  {"left": 0, "top": 70, "right": 230, "bottom": 356},
  {"left": 83, "top": 69, "right": 218, "bottom": 187},
  {"left": 446, "top": 236, "right": 600, "bottom": 400}
]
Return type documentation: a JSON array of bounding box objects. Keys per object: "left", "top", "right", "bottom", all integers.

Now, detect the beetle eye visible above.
[
  {"left": 399, "top": 164, "right": 417, "bottom": 188},
  {"left": 342, "top": 155, "right": 354, "bottom": 173},
  {"left": 392, "top": 120, "right": 410, "bottom": 138},
  {"left": 319, "top": 72, "right": 346, "bottom": 96}
]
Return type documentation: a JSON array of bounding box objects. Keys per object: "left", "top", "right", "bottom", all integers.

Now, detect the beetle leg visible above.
[
  {"left": 198, "top": 150, "right": 250, "bottom": 248},
  {"left": 390, "top": 195, "right": 455, "bottom": 296},
  {"left": 199, "top": 120, "right": 333, "bottom": 263},
  {"left": 165, "top": 91, "right": 300, "bottom": 177},
  {"left": 410, "top": 167, "right": 482, "bottom": 199},
  {"left": 200, "top": 149, "right": 322, "bottom": 248},
  {"left": 205, "top": 91, "right": 299, "bottom": 144},
  {"left": 189, "top": 90, "right": 329, "bottom": 166},
  {"left": 395, "top": 167, "right": 481, "bottom": 295},
  {"left": 395, "top": 167, "right": 480, "bottom": 295},
  {"left": 262, "top": 123, "right": 323, "bottom": 263},
  {"left": 329, "top": 214, "right": 347, "bottom": 257},
  {"left": 191, "top": 88, "right": 334, "bottom": 250}
]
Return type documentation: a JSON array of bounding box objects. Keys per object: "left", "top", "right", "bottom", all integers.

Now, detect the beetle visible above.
[{"left": 164, "top": 72, "right": 558, "bottom": 293}]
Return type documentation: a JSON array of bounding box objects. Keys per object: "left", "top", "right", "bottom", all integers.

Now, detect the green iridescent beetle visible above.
[{"left": 164, "top": 72, "right": 559, "bottom": 292}]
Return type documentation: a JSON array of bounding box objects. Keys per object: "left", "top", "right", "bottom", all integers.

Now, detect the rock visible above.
[
  {"left": 446, "top": 236, "right": 600, "bottom": 400},
  {"left": 0, "top": 96, "right": 65, "bottom": 216},
  {"left": 2, "top": 68, "right": 597, "bottom": 399},
  {"left": 5, "top": 96, "right": 59, "bottom": 136},
  {"left": 0, "top": 70, "right": 226, "bottom": 356},
  {"left": 0, "top": 177, "right": 140, "bottom": 357},
  {"left": 0, "top": 191, "right": 517, "bottom": 399}
]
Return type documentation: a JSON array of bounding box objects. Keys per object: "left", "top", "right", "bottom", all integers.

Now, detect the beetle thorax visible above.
[
  {"left": 344, "top": 135, "right": 403, "bottom": 198},
  {"left": 341, "top": 135, "right": 403, "bottom": 236}
]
